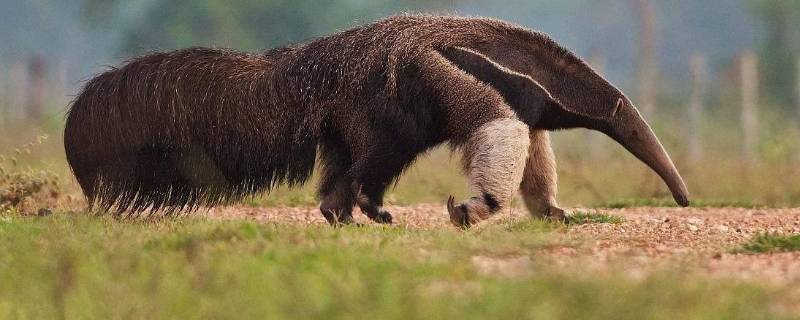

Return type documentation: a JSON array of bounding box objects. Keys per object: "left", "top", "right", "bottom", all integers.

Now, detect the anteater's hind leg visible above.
[
  {"left": 317, "top": 149, "right": 398, "bottom": 225},
  {"left": 318, "top": 143, "right": 357, "bottom": 225},
  {"left": 319, "top": 174, "right": 357, "bottom": 225},
  {"left": 355, "top": 190, "right": 393, "bottom": 224},
  {"left": 349, "top": 144, "right": 413, "bottom": 224},
  {"left": 519, "top": 130, "right": 566, "bottom": 221},
  {"left": 447, "top": 118, "right": 530, "bottom": 228},
  {"left": 354, "top": 177, "right": 395, "bottom": 225}
]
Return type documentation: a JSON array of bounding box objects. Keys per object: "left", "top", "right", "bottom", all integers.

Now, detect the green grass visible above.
[
  {"left": 598, "top": 198, "right": 767, "bottom": 209},
  {"left": 0, "top": 212, "right": 791, "bottom": 319},
  {"left": 2, "top": 118, "right": 800, "bottom": 318},
  {"left": 566, "top": 211, "right": 624, "bottom": 225},
  {"left": 734, "top": 233, "right": 800, "bottom": 254}
]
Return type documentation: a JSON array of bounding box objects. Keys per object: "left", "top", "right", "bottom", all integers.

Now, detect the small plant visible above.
[
  {"left": 566, "top": 211, "right": 624, "bottom": 225},
  {"left": 733, "top": 233, "right": 800, "bottom": 254},
  {"left": 502, "top": 218, "right": 562, "bottom": 232},
  {"left": 599, "top": 198, "right": 679, "bottom": 209},
  {"left": 0, "top": 136, "right": 61, "bottom": 214}
]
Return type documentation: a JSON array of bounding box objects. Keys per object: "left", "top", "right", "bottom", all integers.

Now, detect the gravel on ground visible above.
[{"left": 205, "top": 204, "right": 800, "bottom": 300}]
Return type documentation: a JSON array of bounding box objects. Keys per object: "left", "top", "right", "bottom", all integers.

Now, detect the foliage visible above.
[
  {"left": 0, "top": 212, "right": 788, "bottom": 319},
  {"left": 83, "top": 0, "right": 454, "bottom": 54},
  {"left": 734, "top": 233, "right": 800, "bottom": 254},
  {"left": 750, "top": 0, "right": 800, "bottom": 107},
  {"left": 0, "top": 136, "right": 60, "bottom": 214}
]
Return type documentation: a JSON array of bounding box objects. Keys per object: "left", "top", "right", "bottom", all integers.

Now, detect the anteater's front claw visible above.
[
  {"left": 545, "top": 206, "right": 568, "bottom": 223},
  {"left": 447, "top": 195, "right": 471, "bottom": 229}
]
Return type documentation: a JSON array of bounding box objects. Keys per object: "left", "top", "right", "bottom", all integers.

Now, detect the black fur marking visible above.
[
  {"left": 458, "top": 204, "right": 471, "bottom": 228},
  {"left": 483, "top": 192, "right": 501, "bottom": 211}
]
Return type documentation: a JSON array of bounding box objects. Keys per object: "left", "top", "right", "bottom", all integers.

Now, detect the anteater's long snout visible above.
[{"left": 606, "top": 105, "right": 690, "bottom": 207}]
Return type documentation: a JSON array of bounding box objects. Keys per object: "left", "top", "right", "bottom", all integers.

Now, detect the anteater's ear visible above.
[{"left": 440, "top": 46, "right": 562, "bottom": 109}]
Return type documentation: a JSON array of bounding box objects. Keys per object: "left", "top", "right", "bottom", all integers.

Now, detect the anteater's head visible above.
[{"left": 441, "top": 36, "right": 689, "bottom": 207}]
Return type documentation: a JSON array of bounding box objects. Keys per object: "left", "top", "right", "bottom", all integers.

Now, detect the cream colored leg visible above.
[{"left": 448, "top": 118, "right": 530, "bottom": 227}]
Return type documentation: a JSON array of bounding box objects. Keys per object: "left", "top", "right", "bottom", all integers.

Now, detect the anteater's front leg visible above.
[
  {"left": 519, "top": 130, "right": 567, "bottom": 221},
  {"left": 448, "top": 118, "right": 530, "bottom": 228}
]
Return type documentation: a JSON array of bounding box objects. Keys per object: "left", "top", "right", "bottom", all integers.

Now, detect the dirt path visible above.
[{"left": 205, "top": 205, "right": 800, "bottom": 292}]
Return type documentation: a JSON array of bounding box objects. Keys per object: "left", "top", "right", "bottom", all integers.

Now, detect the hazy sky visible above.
[{"left": 0, "top": 0, "right": 764, "bottom": 94}]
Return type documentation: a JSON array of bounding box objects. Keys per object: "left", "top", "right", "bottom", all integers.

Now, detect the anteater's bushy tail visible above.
[{"left": 64, "top": 48, "right": 318, "bottom": 215}]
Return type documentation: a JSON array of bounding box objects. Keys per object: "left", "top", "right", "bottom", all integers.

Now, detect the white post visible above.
[
  {"left": 688, "top": 52, "right": 708, "bottom": 163},
  {"left": 796, "top": 56, "right": 800, "bottom": 163},
  {"left": 0, "top": 63, "right": 5, "bottom": 126},
  {"left": 631, "top": 0, "right": 659, "bottom": 119},
  {"left": 740, "top": 51, "right": 759, "bottom": 164},
  {"left": 796, "top": 56, "right": 800, "bottom": 120},
  {"left": 26, "top": 55, "right": 47, "bottom": 123},
  {"left": 53, "top": 58, "right": 69, "bottom": 107}
]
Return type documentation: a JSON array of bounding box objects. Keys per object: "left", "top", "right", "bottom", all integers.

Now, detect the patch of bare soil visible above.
[
  {"left": 206, "top": 203, "right": 452, "bottom": 228},
  {"left": 205, "top": 205, "right": 800, "bottom": 294},
  {"left": 555, "top": 208, "right": 800, "bottom": 285}
]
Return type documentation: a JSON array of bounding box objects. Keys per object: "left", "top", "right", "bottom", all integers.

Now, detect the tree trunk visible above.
[
  {"left": 53, "top": 59, "right": 70, "bottom": 107},
  {"left": 26, "top": 55, "right": 48, "bottom": 124}
]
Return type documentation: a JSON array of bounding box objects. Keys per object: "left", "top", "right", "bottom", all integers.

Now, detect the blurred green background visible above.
[{"left": 1, "top": 0, "right": 800, "bottom": 208}]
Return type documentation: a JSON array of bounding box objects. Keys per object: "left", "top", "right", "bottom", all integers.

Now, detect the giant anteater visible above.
[{"left": 65, "top": 14, "right": 689, "bottom": 226}]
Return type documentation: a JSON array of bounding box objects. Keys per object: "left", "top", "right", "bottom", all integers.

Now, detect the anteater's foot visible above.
[
  {"left": 543, "top": 206, "right": 567, "bottom": 223},
  {"left": 358, "top": 197, "right": 394, "bottom": 224},
  {"left": 447, "top": 195, "right": 493, "bottom": 229},
  {"left": 447, "top": 196, "right": 471, "bottom": 228},
  {"left": 321, "top": 208, "right": 354, "bottom": 226},
  {"left": 368, "top": 210, "right": 393, "bottom": 224}
]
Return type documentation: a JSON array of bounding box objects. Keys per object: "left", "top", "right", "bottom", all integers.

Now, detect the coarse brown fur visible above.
[
  {"left": 65, "top": 14, "right": 688, "bottom": 224},
  {"left": 520, "top": 130, "right": 563, "bottom": 220}
]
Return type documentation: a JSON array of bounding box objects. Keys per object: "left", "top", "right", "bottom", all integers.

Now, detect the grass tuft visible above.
[
  {"left": 501, "top": 218, "right": 563, "bottom": 232},
  {"left": 566, "top": 211, "right": 624, "bottom": 225},
  {"left": 0, "top": 136, "right": 62, "bottom": 215},
  {"left": 734, "top": 233, "right": 800, "bottom": 254}
]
